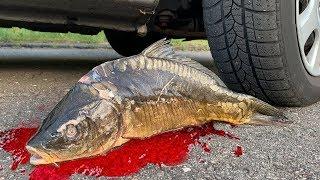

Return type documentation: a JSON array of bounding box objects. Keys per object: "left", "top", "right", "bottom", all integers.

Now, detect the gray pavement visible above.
[{"left": 0, "top": 49, "right": 319, "bottom": 179}]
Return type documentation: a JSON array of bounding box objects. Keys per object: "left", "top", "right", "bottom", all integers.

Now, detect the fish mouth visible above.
[{"left": 26, "top": 145, "right": 57, "bottom": 165}]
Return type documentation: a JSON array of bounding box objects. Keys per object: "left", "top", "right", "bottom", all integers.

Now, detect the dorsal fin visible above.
[
  {"left": 141, "top": 38, "right": 176, "bottom": 58},
  {"left": 141, "top": 38, "right": 227, "bottom": 87}
]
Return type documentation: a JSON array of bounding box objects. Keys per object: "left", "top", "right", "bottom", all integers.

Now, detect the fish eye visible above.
[{"left": 65, "top": 124, "right": 78, "bottom": 139}]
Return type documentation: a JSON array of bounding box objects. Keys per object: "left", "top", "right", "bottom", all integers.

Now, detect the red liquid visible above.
[
  {"left": 0, "top": 123, "right": 238, "bottom": 179},
  {"left": 20, "top": 168, "right": 26, "bottom": 174},
  {"left": 201, "top": 143, "right": 211, "bottom": 152},
  {"left": 0, "top": 127, "right": 38, "bottom": 170},
  {"left": 234, "top": 146, "right": 243, "bottom": 157}
]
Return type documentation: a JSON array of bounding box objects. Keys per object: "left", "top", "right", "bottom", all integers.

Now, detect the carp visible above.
[{"left": 26, "top": 39, "right": 289, "bottom": 165}]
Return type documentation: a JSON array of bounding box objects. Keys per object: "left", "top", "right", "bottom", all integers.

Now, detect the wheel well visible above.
[{"left": 151, "top": 0, "right": 205, "bottom": 39}]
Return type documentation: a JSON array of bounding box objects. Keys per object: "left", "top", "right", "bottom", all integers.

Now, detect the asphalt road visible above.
[{"left": 0, "top": 49, "right": 319, "bottom": 179}]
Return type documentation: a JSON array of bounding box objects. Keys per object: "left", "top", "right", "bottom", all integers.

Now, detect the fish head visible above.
[{"left": 27, "top": 82, "right": 121, "bottom": 165}]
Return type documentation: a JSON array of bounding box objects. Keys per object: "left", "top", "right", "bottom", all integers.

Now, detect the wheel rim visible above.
[{"left": 297, "top": 0, "right": 320, "bottom": 76}]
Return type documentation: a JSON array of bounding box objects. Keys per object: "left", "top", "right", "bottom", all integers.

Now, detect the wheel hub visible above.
[{"left": 297, "top": 0, "right": 320, "bottom": 76}]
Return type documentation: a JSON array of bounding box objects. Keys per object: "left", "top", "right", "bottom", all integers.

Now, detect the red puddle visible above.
[
  {"left": 234, "top": 146, "right": 243, "bottom": 157},
  {"left": 0, "top": 123, "right": 239, "bottom": 179},
  {"left": 0, "top": 127, "right": 38, "bottom": 170}
]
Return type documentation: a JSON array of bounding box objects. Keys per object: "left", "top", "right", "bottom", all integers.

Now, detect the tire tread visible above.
[{"left": 203, "top": 0, "right": 300, "bottom": 105}]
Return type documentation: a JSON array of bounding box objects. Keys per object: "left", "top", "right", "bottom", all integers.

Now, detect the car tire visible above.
[
  {"left": 104, "top": 30, "right": 159, "bottom": 56},
  {"left": 202, "top": 0, "right": 320, "bottom": 106}
]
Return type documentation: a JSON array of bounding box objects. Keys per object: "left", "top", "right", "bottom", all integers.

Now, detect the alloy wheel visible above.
[{"left": 297, "top": 0, "right": 320, "bottom": 76}]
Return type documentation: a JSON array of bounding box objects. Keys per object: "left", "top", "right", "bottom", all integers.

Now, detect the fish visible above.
[{"left": 26, "top": 39, "right": 290, "bottom": 165}]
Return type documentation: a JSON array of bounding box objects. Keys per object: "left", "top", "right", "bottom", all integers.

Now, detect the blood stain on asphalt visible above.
[
  {"left": 234, "top": 146, "right": 243, "bottom": 157},
  {"left": 0, "top": 127, "right": 38, "bottom": 170},
  {"left": 19, "top": 168, "right": 26, "bottom": 174},
  {"left": 0, "top": 122, "right": 239, "bottom": 179},
  {"left": 201, "top": 143, "right": 211, "bottom": 152}
]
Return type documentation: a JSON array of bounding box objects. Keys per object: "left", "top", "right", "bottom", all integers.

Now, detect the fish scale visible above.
[{"left": 123, "top": 98, "right": 200, "bottom": 138}]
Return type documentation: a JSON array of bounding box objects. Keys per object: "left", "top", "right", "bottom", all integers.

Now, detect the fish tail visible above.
[{"left": 248, "top": 98, "right": 291, "bottom": 126}]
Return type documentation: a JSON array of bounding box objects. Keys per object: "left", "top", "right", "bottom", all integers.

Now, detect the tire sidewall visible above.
[{"left": 281, "top": 0, "right": 320, "bottom": 105}]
